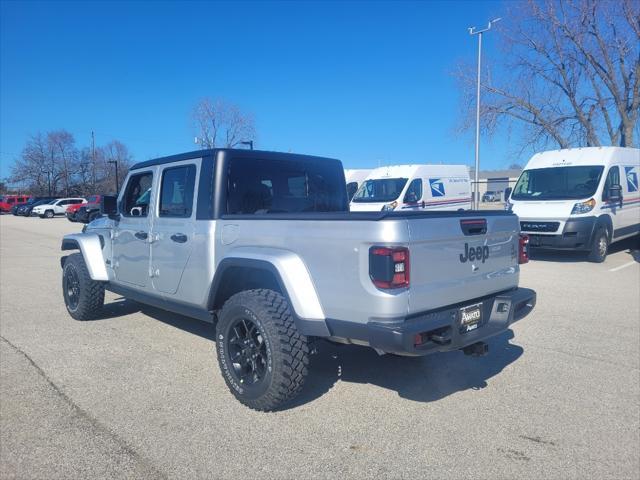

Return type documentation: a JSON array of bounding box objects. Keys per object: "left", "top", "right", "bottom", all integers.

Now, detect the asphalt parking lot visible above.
[{"left": 1, "top": 214, "right": 639, "bottom": 479}]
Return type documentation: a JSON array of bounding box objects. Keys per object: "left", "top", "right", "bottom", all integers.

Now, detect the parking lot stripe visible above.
[{"left": 609, "top": 260, "right": 638, "bottom": 272}]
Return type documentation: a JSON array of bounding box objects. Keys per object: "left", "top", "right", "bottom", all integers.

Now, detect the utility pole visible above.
[
  {"left": 468, "top": 17, "right": 501, "bottom": 209},
  {"left": 91, "top": 131, "right": 96, "bottom": 189},
  {"left": 240, "top": 140, "right": 254, "bottom": 150}
]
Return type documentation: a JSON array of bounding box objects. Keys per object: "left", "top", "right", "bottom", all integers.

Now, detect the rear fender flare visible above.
[
  {"left": 209, "top": 248, "right": 329, "bottom": 337},
  {"left": 61, "top": 233, "right": 108, "bottom": 281}
]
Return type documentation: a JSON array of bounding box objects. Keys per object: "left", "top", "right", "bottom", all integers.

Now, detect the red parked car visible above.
[
  {"left": 0, "top": 195, "right": 32, "bottom": 213},
  {"left": 66, "top": 195, "right": 101, "bottom": 222}
]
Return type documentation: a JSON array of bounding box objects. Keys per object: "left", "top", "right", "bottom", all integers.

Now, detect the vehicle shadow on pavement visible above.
[
  {"left": 96, "top": 298, "right": 216, "bottom": 340},
  {"left": 287, "top": 330, "right": 523, "bottom": 408},
  {"left": 96, "top": 300, "right": 522, "bottom": 408}
]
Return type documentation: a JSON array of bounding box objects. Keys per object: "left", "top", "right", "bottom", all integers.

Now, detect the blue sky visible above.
[{"left": 0, "top": 0, "right": 519, "bottom": 179}]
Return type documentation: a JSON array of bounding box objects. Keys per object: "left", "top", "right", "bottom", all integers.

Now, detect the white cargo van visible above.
[
  {"left": 350, "top": 164, "right": 471, "bottom": 212},
  {"left": 344, "top": 168, "right": 372, "bottom": 201},
  {"left": 507, "top": 147, "right": 640, "bottom": 262}
]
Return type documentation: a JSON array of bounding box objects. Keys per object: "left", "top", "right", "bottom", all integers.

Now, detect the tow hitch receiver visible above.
[{"left": 462, "top": 341, "right": 488, "bottom": 357}]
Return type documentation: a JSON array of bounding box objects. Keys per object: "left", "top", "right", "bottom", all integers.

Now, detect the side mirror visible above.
[
  {"left": 504, "top": 187, "right": 513, "bottom": 201},
  {"left": 101, "top": 195, "right": 120, "bottom": 220},
  {"left": 607, "top": 184, "right": 622, "bottom": 202}
]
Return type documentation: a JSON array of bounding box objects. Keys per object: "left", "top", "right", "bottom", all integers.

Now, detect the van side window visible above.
[
  {"left": 159, "top": 165, "right": 196, "bottom": 217},
  {"left": 122, "top": 172, "right": 153, "bottom": 217},
  {"left": 404, "top": 179, "right": 422, "bottom": 203},
  {"left": 602, "top": 166, "right": 620, "bottom": 201},
  {"left": 346, "top": 182, "right": 358, "bottom": 200}
]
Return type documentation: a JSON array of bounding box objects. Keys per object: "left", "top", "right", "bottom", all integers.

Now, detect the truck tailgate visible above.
[{"left": 407, "top": 213, "right": 520, "bottom": 314}]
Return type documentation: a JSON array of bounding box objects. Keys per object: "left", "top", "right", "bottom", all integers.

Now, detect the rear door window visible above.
[{"left": 159, "top": 165, "right": 196, "bottom": 217}]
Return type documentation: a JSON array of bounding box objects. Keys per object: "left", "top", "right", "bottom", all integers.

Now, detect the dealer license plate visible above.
[{"left": 459, "top": 303, "right": 483, "bottom": 333}]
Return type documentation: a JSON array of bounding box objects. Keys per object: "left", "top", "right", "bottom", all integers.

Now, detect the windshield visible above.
[
  {"left": 352, "top": 178, "right": 408, "bottom": 203},
  {"left": 512, "top": 166, "right": 604, "bottom": 200}
]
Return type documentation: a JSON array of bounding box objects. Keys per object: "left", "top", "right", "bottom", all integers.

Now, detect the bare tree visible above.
[
  {"left": 192, "top": 98, "right": 256, "bottom": 148},
  {"left": 10, "top": 131, "right": 133, "bottom": 195},
  {"left": 456, "top": 0, "right": 639, "bottom": 150},
  {"left": 99, "top": 140, "right": 132, "bottom": 193},
  {"left": 48, "top": 130, "right": 77, "bottom": 196}
]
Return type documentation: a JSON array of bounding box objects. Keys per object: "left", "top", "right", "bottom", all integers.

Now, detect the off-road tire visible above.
[
  {"left": 588, "top": 227, "right": 609, "bottom": 263},
  {"left": 44, "top": 209, "right": 54, "bottom": 218},
  {"left": 215, "top": 289, "right": 309, "bottom": 411},
  {"left": 62, "top": 253, "right": 105, "bottom": 320}
]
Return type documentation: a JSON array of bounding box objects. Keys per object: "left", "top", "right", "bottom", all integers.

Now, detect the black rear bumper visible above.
[{"left": 326, "top": 288, "right": 536, "bottom": 356}]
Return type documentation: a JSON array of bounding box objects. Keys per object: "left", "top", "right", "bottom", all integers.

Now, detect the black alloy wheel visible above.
[
  {"left": 226, "top": 317, "right": 268, "bottom": 387},
  {"left": 63, "top": 264, "right": 81, "bottom": 311}
]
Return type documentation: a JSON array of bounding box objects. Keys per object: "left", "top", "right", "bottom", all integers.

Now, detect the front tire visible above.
[
  {"left": 44, "top": 210, "right": 54, "bottom": 218},
  {"left": 62, "top": 253, "right": 105, "bottom": 320},
  {"left": 215, "top": 289, "right": 309, "bottom": 411},
  {"left": 588, "top": 227, "right": 609, "bottom": 263}
]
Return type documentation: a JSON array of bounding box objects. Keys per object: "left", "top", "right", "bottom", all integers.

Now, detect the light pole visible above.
[
  {"left": 468, "top": 17, "right": 501, "bottom": 209},
  {"left": 108, "top": 160, "right": 119, "bottom": 193},
  {"left": 240, "top": 140, "right": 254, "bottom": 150}
]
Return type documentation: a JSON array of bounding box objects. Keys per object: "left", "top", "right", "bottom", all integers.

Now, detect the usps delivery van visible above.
[
  {"left": 350, "top": 164, "right": 471, "bottom": 212},
  {"left": 507, "top": 147, "right": 640, "bottom": 262},
  {"left": 344, "top": 168, "right": 372, "bottom": 201}
]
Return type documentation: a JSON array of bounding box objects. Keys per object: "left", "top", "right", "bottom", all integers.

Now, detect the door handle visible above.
[
  {"left": 170, "top": 233, "right": 188, "bottom": 243},
  {"left": 135, "top": 231, "right": 148, "bottom": 240}
]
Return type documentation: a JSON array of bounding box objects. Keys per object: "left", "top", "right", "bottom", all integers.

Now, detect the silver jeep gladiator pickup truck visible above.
[{"left": 60, "top": 149, "right": 536, "bottom": 411}]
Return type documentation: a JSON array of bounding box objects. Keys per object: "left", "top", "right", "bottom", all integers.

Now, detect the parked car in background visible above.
[
  {"left": 66, "top": 202, "right": 85, "bottom": 222},
  {"left": 350, "top": 164, "right": 471, "bottom": 212},
  {"left": 482, "top": 191, "right": 501, "bottom": 202},
  {"left": 33, "top": 198, "right": 85, "bottom": 218},
  {"left": 17, "top": 198, "right": 58, "bottom": 216},
  {"left": 68, "top": 195, "right": 103, "bottom": 223},
  {"left": 508, "top": 146, "right": 640, "bottom": 262},
  {"left": 13, "top": 196, "right": 59, "bottom": 215},
  {"left": 0, "top": 195, "right": 32, "bottom": 213},
  {"left": 344, "top": 168, "right": 372, "bottom": 201}
]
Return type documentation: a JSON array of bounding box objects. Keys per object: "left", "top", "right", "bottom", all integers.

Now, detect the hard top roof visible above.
[{"left": 130, "top": 148, "right": 341, "bottom": 171}]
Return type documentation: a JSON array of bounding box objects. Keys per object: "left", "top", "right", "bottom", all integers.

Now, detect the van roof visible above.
[
  {"left": 344, "top": 169, "right": 372, "bottom": 183},
  {"left": 363, "top": 164, "right": 470, "bottom": 180},
  {"left": 526, "top": 147, "right": 640, "bottom": 169}
]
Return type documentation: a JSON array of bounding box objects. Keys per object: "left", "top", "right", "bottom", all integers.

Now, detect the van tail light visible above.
[
  {"left": 369, "top": 246, "right": 410, "bottom": 289},
  {"left": 519, "top": 235, "right": 529, "bottom": 264}
]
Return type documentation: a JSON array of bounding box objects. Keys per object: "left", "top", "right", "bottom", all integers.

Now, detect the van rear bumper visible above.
[
  {"left": 325, "top": 288, "right": 536, "bottom": 356},
  {"left": 525, "top": 217, "right": 596, "bottom": 250}
]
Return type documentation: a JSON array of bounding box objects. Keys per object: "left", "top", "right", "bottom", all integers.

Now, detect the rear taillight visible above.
[
  {"left": 369, "top": 246, "right": 410, "bottom": 289},
  {"left": 519, "top": 235, "right": 529, "bottom": 264}
]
